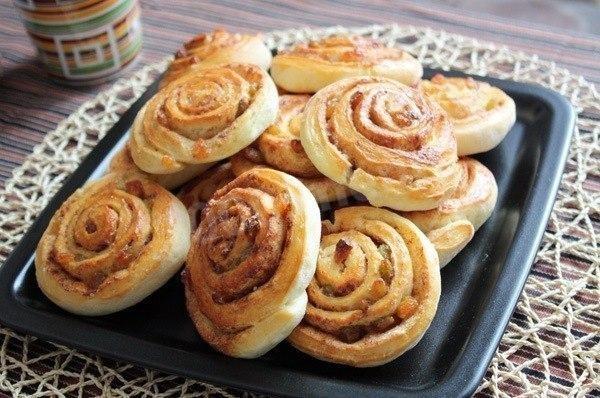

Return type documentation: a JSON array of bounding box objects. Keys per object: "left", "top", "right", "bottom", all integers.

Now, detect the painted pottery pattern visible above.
[{"left": 14, "top": 0, "right": 142, "bottom": 83}]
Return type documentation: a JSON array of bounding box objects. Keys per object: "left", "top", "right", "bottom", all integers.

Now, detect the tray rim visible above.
[{"left": 0, "top": 69, "right": 575, "bottom": 398}]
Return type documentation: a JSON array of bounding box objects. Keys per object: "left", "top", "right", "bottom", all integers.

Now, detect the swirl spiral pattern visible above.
[
  {"left": 402, "top": 157, "right": 498, "bottom": 267},
  {"left": 184, "top": 168, "right": 321, "bottom": 358},
  {"left": 161, "top": 29, "right": 272, "bottom": 87},
  {"left": 421, "top": 74, "right": 516, "bottom": 155},
  {"left": 231, "top": 95, "right": 352, "bottom": 203},
  {"left": 288, "top": 206, "right": 441, "bottom": 367},
  {"left": 129, "top": 63, "right": 278, "bottom": 175},
  {"left": 301, "top": 76, "right": 461, "bottom": 211},
  {"left": 35, "top": 172, "right": 191, "bottom": 316},
  {"left": 271, "top": 35, "right": 422, "bottom": 93}
]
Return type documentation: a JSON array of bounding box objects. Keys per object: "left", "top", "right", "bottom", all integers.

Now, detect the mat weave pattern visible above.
[{"left": 0, "top": 25, "right": 598, "bottom": 397}]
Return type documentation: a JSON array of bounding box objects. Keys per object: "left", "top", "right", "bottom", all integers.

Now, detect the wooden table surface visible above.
[{"left": 0, "top": 0, "right": 599, "bottom": 187}]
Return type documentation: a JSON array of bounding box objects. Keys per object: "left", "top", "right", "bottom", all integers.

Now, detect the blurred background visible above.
[{"left": 433, "top": 0, "right": 599, "bottom": 34}]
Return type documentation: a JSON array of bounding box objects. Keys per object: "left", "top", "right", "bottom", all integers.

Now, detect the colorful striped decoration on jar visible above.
[{"left": 14, "top": 0, "right": 142, "bottom": 85}]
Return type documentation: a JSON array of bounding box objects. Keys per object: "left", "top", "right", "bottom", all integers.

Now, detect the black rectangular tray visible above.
[{"left": 0, "top": 69, "right": 574, "bottom": 398}]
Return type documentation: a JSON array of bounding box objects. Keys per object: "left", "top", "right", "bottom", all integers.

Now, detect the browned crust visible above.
[
  {"left": 183, "top": 168, "right": 319, "bottom": 357},
  {"left": 278, "top": 36, "right": 412, "bottom": 66},
  {"left": 36, "top": 172, "right": 181, "bottom": 298},
  {"left": 288, "top": 206, "right": 441, "bottom": 367}
]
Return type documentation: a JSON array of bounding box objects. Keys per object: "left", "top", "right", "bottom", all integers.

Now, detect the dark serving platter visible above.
[{"left": 0, "top": 68, "right": 574, "bottom": 398}]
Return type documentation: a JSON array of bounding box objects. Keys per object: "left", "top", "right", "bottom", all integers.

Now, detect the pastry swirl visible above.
[
  {"left": 108, "top": 142, "right": 211, "bottom": 189},
  {"left": 130, "top": 63, "right": 278, "bottom": 175},
  {"left": 421, "top": 74, "right": 516, "bottom": 155},
  {"left": 402, "top": 157, "right": 497, "bottom": 267},
  {"left": 231, "top": 95, "right": 352, "bottom": 203},
  {"left": 271, "top": 35, "right": 422, "bottom": 93},
  {"left": 288, "top": 206, "right": 441, "bottom": 367},
  {"left": 184, "top": 168, "right": 321, "bottom": 358},
  {"left": 161, "top": 29, "right": 272, "bottom": 87},
  {"left": 300, "top": 76, "right": 461, "bottom": 211},
  {"left": 35, "top": 172, "right": 191, "bottom": 316},
  {"left": 177, "top": 162, "right": 236, "bottom": 230}
]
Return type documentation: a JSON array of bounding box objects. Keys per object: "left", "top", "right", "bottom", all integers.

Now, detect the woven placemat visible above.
[{"left": 0, "top": 24, "right": 598, "bottom": 397}]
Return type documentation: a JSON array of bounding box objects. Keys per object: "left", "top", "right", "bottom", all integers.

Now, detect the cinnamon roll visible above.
[
  {"left": 231, "top": 95, "right": 352, "bottom": 203},
  {"left": 108, "top": 142, "right": 211, "bottom": 189},
  {"left": 184, "top": 168, "right": 321, "bottom": 358},
  {"left": 421, "top": 74, "right": 516, "bottom": 155},
  {"left": 401, "top": 157, "right": 497, "bottom": 267},
  {"left": 177, "top": 162, "right": 235, "bottom": 230},
  {"left": 35, "top": 172, "right": 191, "bottom": 316},
  {"left": 300, "top": 76, "right": 461, "bottom": 211},
  {"left": 288, "top": 206, "right": 441, "bottom": 367},
  {"left": 271, "top": 35, "right": 422, "bottom": 93},
  {"left": 161, "top": 29, "right": 272, "bottom": 87},
  {"left": 129, "top": 63, "right": 278, "bottom": 175}
]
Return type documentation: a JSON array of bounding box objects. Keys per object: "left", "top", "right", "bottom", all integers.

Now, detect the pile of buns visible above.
[{"left": 35, "top": 29, "right": 515, "bottom": 367}]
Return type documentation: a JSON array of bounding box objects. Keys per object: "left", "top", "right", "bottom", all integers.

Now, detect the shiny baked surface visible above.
[
  {"left": 272, "top": 35, "right": 423, "bottom": 92},
  {"left": 184, "top": 168, "right": 321, "bottom": 358},
  {"left": 35, "top": 172, "right": 191, "bottom": 316},
  {"left": 289, "top": 206, "right": 441, "bottom": 367},
  {"left": 300, "top": 75, "right": 461, "bottom": 211}
]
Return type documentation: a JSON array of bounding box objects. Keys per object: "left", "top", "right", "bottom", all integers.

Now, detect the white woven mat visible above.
[{"left": 0, "top": 24, "right": 598, "bottom": 397}]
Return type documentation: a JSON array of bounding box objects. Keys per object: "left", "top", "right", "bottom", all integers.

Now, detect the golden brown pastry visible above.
[
  {"left": 161, "top": 29, "right": 272, "bottom": 87},
  {"left": 35, "top": 172, "right": 191, "bottom": 316},
  {"left": 424, "top": 221, "right": 474, "bottom": 269},
  {"left": 421, "top": 74, "right": 516, "bottom": 155},
  {"left": 231, "top": 95, "right": 352, "bottom": 203},
  {"left": 177, "top": 162, "right": 235, "bottom": 230},
  {"left": 401, "top": 157, "right": 498, "bottom": 267},
  {"left": 129, "top": 63, "right": 278, "bottom": 175},
  {"left": 184, "top": 168, "right": 321, "bottom": 358},
  {"left": 108, "top": 142, "right": 211, "bottom": 190},
  {"left": 271, "top": 35, "right": 422, "bottom": 93},
  {"left": 288, "top": 206, "right": 441, "bottom": 367},
  {"left": 300, "top": 76, "right": 461, "bottom": 211}
]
